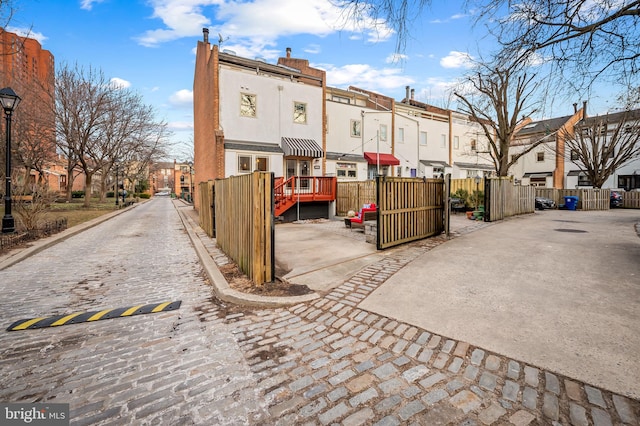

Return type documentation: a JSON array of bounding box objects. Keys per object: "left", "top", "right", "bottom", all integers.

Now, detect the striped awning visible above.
[{"left": 281, "top": 137, "right": 323, "bottom": 158}]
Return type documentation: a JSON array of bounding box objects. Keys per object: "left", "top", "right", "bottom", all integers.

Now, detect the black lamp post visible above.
[
  {"left": 188, "top": 162, "right": 194, "bottom": 204},
  {"left": 114, "top": 163, "right": 119, "bottom": 207},
  {"left": 1, "top": 87, "right": 21, "bottom": 234},
  {"left": 474, "top": 174, "right": 481, "bottom": 211}
]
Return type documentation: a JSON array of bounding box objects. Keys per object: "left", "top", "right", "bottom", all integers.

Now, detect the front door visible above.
[{"left": 286, "top": 159, "right": 311, "bottom": 190}]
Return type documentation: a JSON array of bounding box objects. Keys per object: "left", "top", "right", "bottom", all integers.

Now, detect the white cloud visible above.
[
  {"left": 80, "top": 0, "right": 105, "bottom": 11},
  {"left": 319, "top": 63, "right": 414, "bottom": 92},
  {"left": 169, "top": 121, "right": 194, "bottom": 131},
  {"left": 440, "top": 51, "right": 474, "bottom": 69},
  {"left": 136, "top": 0, "right": 393, "bottom": 49},
  {"left": 109, "top": 77, "right": 131, "bottom": 89},
  {"left": 385, "top": 53, "right": 408, "bottom": 64},
  {"left": 304, "top": 44, "right": 321, "bottom": 54},
  {"left": 169, "top": 89, "right": 193, "bottom": 106},
  {"left": 5, "top": 27, "right": 47, "bottom": 44}
]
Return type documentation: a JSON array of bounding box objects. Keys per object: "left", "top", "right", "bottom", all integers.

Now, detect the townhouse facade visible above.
[
  {"left": 510, "top": 105, "right": 640, "bottom": 190},
  {"left": 193, "top": 29, "right": 494, "bottom": 209}
]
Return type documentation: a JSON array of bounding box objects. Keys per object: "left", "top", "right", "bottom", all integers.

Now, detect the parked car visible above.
[
  {"left": 535, "top": 196, "right": 556, "bottom": 210},
  {"left": 610, "top": 190, "right": 623, "bottom": 208}
]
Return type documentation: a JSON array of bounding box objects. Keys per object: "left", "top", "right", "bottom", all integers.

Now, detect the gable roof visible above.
[{"left": 515, "top": 115, "right": 575, "bottom": 137}]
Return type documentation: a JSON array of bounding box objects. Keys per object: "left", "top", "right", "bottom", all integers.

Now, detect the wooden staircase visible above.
[{"left": 274, "top": 176, "right": 337, "bottom": 217}]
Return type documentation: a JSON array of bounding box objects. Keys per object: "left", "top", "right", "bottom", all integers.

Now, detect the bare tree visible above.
[
  {"left": 454, "top": 62, "right": 541, "bottom": 176},
  {"left": 561, "top": 110, "right": 640, "bottom": 188},
  {"left": 55, "top": 63, "right": 170, "bottom": 206},
  {"left": 475, "top": 0, "right": 640, "bottom": 91},
  {"left": 11, "top": 78, "right": 56, "bottom": 186},
  {"left": 333, "top": 0, "right": 430, "bottom": 53}
]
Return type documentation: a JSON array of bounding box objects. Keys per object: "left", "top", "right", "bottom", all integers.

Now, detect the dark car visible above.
[
  {"left": 610, "top": 191, "right": 623, "bottom": 208},
  {"left": 535, "top": 196, "right": 556, "bottom": 210}
]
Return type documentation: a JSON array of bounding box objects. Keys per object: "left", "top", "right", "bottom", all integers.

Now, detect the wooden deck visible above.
[{"left": 274, "top": 176, "right": 337, "bottom": 217}]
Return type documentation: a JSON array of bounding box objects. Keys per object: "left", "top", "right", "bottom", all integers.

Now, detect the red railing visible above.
[{"left": 274, "top": 176, "right": 337, "bottom": 216}]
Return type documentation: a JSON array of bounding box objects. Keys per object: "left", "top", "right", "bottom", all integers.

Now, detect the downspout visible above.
[{"left": 448, "top": 110, "right": 453, "bottom": 173}]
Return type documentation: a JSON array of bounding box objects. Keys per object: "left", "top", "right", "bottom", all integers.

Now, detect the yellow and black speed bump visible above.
[{"left": 6, "top": 301, "right": 181, "bottom": 332}]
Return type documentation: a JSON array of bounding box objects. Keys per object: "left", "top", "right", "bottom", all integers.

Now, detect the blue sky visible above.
[{"left": 7, "top": 0, "right": 614, "bottom": 159}]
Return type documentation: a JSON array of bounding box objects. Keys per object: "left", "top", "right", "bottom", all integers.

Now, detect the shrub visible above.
[
  {"left": 139, "top": 193, "right": 151, "bottom": 199},
  {"left": 71, "top": 191, "right": 85, "bottom": 198},
  {"left": 106, "top": 191, "right": 115, "bottom": 198}
]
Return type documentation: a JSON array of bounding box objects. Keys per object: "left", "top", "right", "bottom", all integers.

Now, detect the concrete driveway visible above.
[{"left": 360, "top": 209, "right": 640, "bottom": 399}]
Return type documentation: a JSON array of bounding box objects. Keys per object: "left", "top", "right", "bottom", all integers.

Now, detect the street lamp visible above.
[
  {"left": 474, "top": 174, "right": 481, "bottom": 211},
  {"left": 114, "top": 162, "right": 120, "bottom": 207},
  {"left": 1, "top": 87, "right": 21, "bottom": 234},
  {"left": 188, "top": 162, "right": 194, "bottom": 205}
]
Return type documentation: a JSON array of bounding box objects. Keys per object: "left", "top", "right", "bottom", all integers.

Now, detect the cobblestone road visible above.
[{"left": 0, "top": 198, "right": 638, "bottom": 425}]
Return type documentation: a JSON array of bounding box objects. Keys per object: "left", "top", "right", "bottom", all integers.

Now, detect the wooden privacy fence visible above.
[
  {"left": 213, "top": 172, "right": 274, "bottom": 285},
  {"left": 535, "top": 188, "right": 610, "bottom": 210},
  {"left": 198, "top": 180, "right": 215, "bottom": 237},
  {"left": 485, "top": 178, "right": 535, "bottom": 222},
  {"left": 623, "top": 191, "right": 640, "bottom": 208},
  {"left": 450, "top": 178, "right": 485, "bottom": 196},
  {"left": 336, "top": 180, "right": 376, "bottom": 216},
  {"left": 377, "top": 177, "right": 445, "bottom": 250}
]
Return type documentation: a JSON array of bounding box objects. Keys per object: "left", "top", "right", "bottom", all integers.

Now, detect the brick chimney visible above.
[{"left": 203, "top": 28, "right": 209, "bottom": 43}]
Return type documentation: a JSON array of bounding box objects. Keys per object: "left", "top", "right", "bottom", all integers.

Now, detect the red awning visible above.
[{"left": 363, "top": 152, "right": 400, "bottom": 166}]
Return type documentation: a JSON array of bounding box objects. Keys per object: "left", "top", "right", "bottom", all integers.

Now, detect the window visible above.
[
  {"left": 440, "top": 134, "right": 446, "bottom": 148},
  {"left": 453, "top": 136, "right": 459, "bottom": 149},
  {"left": 350, "top": 120, "right": 361, "bottom": 137},
  {"left": 238, "top": 156, "right": 251, "bottom": 172},
  {"left": 380, "top": 124, "right": 388, "bottom": 141},
  {"left": 570, "top": 150, "right": 579, "bottom": 161},
  {"left": 294, "top": 102, "right": 307, "bottom": 124},
  {"left": 578, "top": 173, "right": 592, "bottom": 187},
  {"left": 536, "top": 152, "right": 545, "bottom": 162},
  {"left": 603, "top": 145, "right": 614, "bottom": 160},
  {"left": 470, "top": 139, "right": 477, "bottom": 151},
  {"left": 398, "top": 128, "right": 404, "bottom": 143},
  {"left": 240, "top": 93, "right": 256, "bottom": 117},
  {"left": 255, "top": 157, "right": 268, "bottom": 171},
  {"left": 419, "top": 131, "right": 427, "bottom": 146},
  {"left": 336, "top": 162, "right": 357, "bottom": 178}
]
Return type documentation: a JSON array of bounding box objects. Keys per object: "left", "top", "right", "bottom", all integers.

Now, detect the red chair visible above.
[{"left": 345, "top": 203, "right": 377, "bottom": 229}]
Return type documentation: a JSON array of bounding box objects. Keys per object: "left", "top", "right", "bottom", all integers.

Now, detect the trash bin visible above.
[{"left": 563, "top": 195, "right": 579, "bottom": 211}]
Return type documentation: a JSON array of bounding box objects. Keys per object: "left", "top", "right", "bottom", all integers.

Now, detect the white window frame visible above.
[
  {"left": 293, "top": 101, "right": 307, "bottom": 124},
  {"left": 350, "top": 120, "right": 361, "bottom": 137},
  {"left": 536, "top": 152, "right": 545, "bottom": 162},
  {"left": 453, "top": 136, "right": 459, "bottom": 149},
  {"left": 238, "top": 155, "right": 252, "bottom": 173},
  {"left": 419, "top": 131, "right": 427, "bottom": 146},
  {"left": 380, "top": 124, "right": 388, "bottom": 141},
  {"left": 336, "top": 162, "right": 357, "bottom": 179},
  {"left": 255, "top": 156, "right": 269, "bottom": 172},
  {"left": 240, "top": 93, "right": 256, "bottom": 117},
  {"left": 398, "top": 127, "right": 404, "bottom": 143},
  {"left": 440, "top": 134, "right": 446, "bottom": 148}
]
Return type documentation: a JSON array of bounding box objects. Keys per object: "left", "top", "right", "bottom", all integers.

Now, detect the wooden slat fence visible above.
[
  {"left": 377, "top": 177, "right": 445, "bottom": 249},
  {"left": 450, "top": 178, "right": 485, "bottom": 196},
  {"left": 336, "top": 180, "right": 376, "bottom": 216},
  {"left": 198, "top": 181, "right": 215, "bottom": 237},
  {"left": 485, "top": 178, "right": 535, "bottom": 222},
  {"left": 535, "top": 188, "right": 610, "bottom": 210},
  {"left": 623, "top": 191, "right": 640, "bottom": 208},
  {"left": 213, "top": 172, "right": 274, "bottom": 285}
]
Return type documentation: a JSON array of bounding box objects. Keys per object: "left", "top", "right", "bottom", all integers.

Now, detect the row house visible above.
[
  {"left": 193, "top": 29, "right": 494, "bottom": 210},
  {"left": 510, "top": 104, "right": 640, "bottom": 190}
]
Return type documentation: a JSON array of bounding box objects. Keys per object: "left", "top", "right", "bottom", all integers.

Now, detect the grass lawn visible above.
[{"left": 1, "top": 198, "right": 120, "bottom": 229}]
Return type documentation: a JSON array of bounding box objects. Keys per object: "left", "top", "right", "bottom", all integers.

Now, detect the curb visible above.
[
  {"left": 174, "top": 202, "right": 320, "bottom": 308},
  {"left": 0, "top": 203, "right": 138, "bottom": 271}
]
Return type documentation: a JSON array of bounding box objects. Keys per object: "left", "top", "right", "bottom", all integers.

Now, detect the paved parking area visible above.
[{"left": 361, "top": 209, "right": 640, "bottom": 400}]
